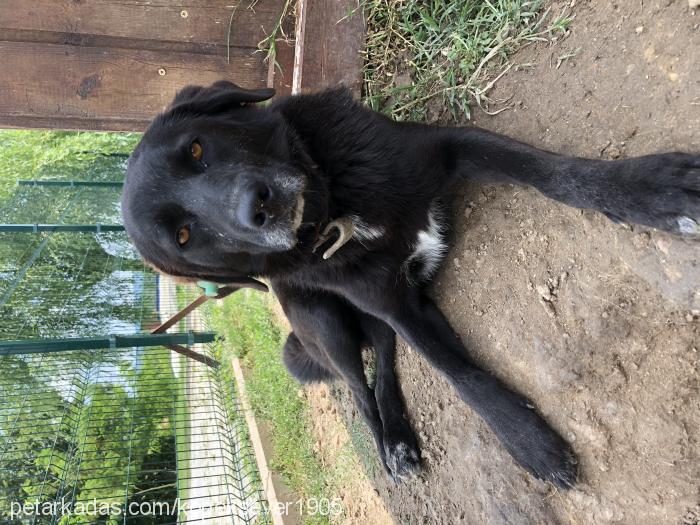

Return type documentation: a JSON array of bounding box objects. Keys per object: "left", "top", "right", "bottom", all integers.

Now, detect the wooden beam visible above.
[
  {"left": 0, "top": 1, "right": 283, "bottom": 50},
  {"left": 0, "top": 0, "right": 294, "bottom": 131},
  {"left": 0, "top": 41, "right": 266, "bottom": 131},
  {"left": 292, "top": 0, "right": 365, "bottom": 95}
]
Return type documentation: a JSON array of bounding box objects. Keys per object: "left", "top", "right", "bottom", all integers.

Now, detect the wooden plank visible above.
[
  {"left": 292, "top": 0, "right": 309, "bottom": 95},
  {"left": 0, "top": 41, "right": 267, "bottom": 131},
  {"left": 0, "top": 28, "right": 225, "bottom": 57},
  {"left": 0, "top": 0, "right": 284, "bottom": 50},
  {"left": 293, "top": 0, "right": 365, "bottom": 95},
  {"left": 0, "top": 115, "right": 154, "bottom": 132}
]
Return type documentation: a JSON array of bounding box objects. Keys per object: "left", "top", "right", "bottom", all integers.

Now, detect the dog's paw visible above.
[
  {"left": 383, "top": 439, "right": 421, "bottom": 483},
  {"left": 498, "top": 421, "right": 578, "bottom": 489},
  {"left": 501, "top": 413, "right": 578, "bottom": 488},
  {"left": 518, "top": 436, "right": 578, "bottom": 489},
  {"left": 476, "top": 385, "right": 579, "bottom": 488},
  {"left": 599, "top": 153, "right": 700, "bottom": 237}
]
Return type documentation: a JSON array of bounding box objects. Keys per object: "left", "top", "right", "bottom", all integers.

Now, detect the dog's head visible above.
[{"left": 122, "top": 81, "right": 322, "bottom": 289}]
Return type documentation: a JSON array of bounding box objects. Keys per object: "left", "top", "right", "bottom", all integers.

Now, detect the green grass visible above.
[{"left": 362, "top": 0, "right": 572, "bottom": 121}]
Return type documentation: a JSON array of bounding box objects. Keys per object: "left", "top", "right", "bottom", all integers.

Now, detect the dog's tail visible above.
[{"left": 283, "top": 332, "right": 336, "bottom": 383}]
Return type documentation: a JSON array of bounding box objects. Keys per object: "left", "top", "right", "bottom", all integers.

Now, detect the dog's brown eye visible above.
[
  {"left": 176, "top": 226, "right": 190, "bottom": 247},
  {"left": 190, "top": 141, "right": 203, "bottom": 161}
]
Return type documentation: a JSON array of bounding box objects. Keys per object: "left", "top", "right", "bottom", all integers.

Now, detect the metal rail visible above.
[
  {"left": 17, "top": 180, "right": 124, "bottom": 187},
  {"left": 0, "top": 223, "right": 124, "bottom": 232},
  {"left": 0, "top": 332, "right": 216, "bottom": 355}
]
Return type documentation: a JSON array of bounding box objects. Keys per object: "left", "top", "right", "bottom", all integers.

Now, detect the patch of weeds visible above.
[
  {"left": 254, "top": 0, "right": 295, "bottom": 73},
  {"left": 363, "top": 0, "right": 573, "bottom": 121}
]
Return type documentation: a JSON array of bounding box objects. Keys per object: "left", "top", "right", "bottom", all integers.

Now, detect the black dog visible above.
[{"left": 121, "top": 81, "right": 699, "bottom": 487}]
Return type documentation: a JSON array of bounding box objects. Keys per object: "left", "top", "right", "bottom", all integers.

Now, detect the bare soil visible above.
[{"left": 314, "top": 1, "right": 700, "bottom": 523}]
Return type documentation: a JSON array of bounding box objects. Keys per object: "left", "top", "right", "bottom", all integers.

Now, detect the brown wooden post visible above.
[{"left": 292, "top": 0, "right": 365, "bottom": 95}]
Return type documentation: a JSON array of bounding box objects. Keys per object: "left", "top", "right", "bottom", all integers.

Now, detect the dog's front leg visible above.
[
  {"left": 359, "top": 314, "right": 421, "bottom": 482},
  {"left": 439, "top": 127, "right": 700, "bottom": 237},
  {"left": 343, "top": 285, "right": 578, "bottom": 487}
]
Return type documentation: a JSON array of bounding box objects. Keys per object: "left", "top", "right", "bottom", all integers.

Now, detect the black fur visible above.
[{"left": 122, "top": 81, "right": 700, "bottom": 487}]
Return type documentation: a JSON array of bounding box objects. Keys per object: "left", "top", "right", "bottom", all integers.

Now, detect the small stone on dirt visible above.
[
  {"left": 536, "top": 284, "right": 552, "bottom": 301},
  {"left": 602, "top": 143, "right": 622, "bottom": 159}
]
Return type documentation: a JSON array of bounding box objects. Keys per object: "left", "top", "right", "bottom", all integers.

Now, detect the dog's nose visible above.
[{"left": 237, "top": 181, "right": 273, "bottom": 228}]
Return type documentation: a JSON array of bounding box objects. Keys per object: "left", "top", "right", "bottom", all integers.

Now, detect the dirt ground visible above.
[{"left": 316, "top": 1, "right": 700, "bottom": 524}]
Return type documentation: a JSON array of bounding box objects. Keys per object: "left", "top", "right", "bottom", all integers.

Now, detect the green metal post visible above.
[
  {"left": 0, "top": 224, "right": 124, "bottom": 232},
  {"left": 0, "top": 332, "right": 217, "bottom": 355},
  {"left": 17, "top": 180, "right": 124, "bottom": 187}
]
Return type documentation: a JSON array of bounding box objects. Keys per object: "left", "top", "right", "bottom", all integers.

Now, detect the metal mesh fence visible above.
[{"left": 0, "top": 150, "right": 270, "bottom": 524}]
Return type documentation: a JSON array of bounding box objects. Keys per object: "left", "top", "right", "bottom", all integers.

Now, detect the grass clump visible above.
[
  {"left": 363, "top": 0, "right": 572, "bottom": 121},
  {"left": 255, "top": 0, "right": 295, "bottom": 72}
]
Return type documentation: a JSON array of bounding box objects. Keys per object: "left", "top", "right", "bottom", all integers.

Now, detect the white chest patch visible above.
[{"left": 403, "top": 204, "right": 448, "bottom": 285}]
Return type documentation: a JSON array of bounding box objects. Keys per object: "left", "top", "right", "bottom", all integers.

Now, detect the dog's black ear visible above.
[
  {"left": 169, "top": 81, "right": 275, "bottom": 115},
  {"left": 170, "top": 85, "right": 208, "bottom": 106}
]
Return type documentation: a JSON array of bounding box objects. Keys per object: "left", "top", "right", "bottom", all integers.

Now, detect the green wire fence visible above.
[{"left": 0, "top": 150, "right": 270, "bottom": 524}]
